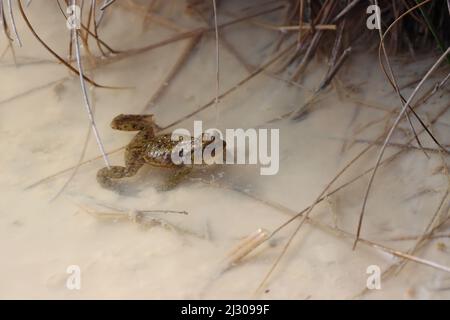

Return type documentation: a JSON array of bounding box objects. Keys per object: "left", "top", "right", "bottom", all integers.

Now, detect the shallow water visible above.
[{"left": 1, "top": 1, "right": 449, "bottom": 299}]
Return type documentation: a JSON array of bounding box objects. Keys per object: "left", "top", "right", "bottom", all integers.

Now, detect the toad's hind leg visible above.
[
  {"left": 97, "top": 166, "right": 128, "bottom": 189},
  {"left": 97, "top": 160, "right": 144, "bottom": 191}
]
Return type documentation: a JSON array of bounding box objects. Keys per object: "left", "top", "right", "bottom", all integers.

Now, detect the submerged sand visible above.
[{"left": 0, "top": 1, "right": 449, "bottom": 299}]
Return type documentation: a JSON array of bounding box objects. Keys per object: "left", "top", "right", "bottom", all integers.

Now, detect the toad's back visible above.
[{"left": 143, "top": 134, "right": 181, "bottom": 167}]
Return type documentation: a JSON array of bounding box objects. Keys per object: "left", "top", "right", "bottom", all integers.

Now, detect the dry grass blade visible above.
[
  {"left": 375, "top": 0, "right": 447, "bottom": 155},
  {"left": 353, "top": 47, "right": 450, "bottom": 250},
  {"left": 290, "top": 46, "right": 352, "bottom": 120}
]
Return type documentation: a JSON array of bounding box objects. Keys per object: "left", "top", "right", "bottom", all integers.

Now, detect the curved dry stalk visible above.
[
  {"left": 375, "top": 0, "right": 447, "bottom": 154},
  {"left": 17, "top": 0, "right": 120, "bottom": 89},
  {"left": 353, "top": 47, "right": 450, "bottom": 249},
  {"left": 374, "top": 0, "right": 427, "bottom": 154}
]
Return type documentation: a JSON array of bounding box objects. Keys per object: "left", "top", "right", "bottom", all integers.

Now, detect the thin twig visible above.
[
  {"left": 212, "top": 0, "right": 220, "bottom": 126},
  {"left": 72, "top": 0, "right": 110, "bottom": 168},
  {"left": 6, "top": 0, "right": 22, "bottom": 46},
  {"left": 160, "top": 41, "right": 297, "bottom": 131},
  {"left": 141, "top": 33, "right": 202, "bottom": 112}
]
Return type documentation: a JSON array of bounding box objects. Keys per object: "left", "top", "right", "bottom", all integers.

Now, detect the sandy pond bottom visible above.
[{"left": 0, "top": 1, "right": 450, "bottom": 299}]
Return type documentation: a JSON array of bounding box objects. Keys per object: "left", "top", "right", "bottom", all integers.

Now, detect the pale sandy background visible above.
[{"left": 0, "top": 0, "right": 449, "bottom": 299}]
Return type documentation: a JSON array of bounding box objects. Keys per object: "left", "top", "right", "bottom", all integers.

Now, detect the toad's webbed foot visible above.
[{"left": 97, "top": 166, "right": 131, "bottom": 191}]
